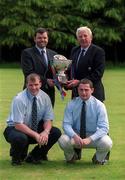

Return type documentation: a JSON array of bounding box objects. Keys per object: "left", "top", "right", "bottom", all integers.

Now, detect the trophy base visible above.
[{"left": 58, "top": 73, "right": 68, "bottom": 84}]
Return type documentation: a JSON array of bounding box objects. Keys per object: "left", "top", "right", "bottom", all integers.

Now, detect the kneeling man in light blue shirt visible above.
[
  {"left": 59, "top": 78, "right": 112, "bottom": 165},
  {"left": 4, "top": 73, "right": 61, "bottom": 165}
]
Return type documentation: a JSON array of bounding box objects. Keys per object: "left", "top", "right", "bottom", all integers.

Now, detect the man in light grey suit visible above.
[{"left": 21, "top": 27, "right": 57, "bottom": 107}]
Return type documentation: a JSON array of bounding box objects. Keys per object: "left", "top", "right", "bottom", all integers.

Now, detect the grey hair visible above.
[{"left": 76, "top": 26, "right": 92, "bottom": 37}]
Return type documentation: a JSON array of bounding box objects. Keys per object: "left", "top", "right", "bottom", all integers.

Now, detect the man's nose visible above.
[
  {"left": 82, "top": 90, "right": 86, "bottom": 94},
  {"left": 81, "top": 36, "right": 85, "bottom": 40},
  {"left": 32, "top": 85, "right": 36, "bottom": 89}
]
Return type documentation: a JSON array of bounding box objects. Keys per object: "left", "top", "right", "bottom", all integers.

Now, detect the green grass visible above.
[{"left": 0, "top": 66, "right": 125, "bottom": 180}]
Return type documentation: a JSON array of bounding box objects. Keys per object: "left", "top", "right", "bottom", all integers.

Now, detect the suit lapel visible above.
[
  {"left": 72, "top": 48, "right": 80, "bottom": 64},
  {"left": 83, "top": 44, "right": 93, "bottom": 68},
  {"left": 46, "top": 49, "right": 53, "bottom": 66},
  {"left": 71, "top": 47, "right": 81, "bottom": 78}
]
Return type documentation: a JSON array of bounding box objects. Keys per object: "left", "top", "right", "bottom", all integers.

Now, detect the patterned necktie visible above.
[
  {"left": 41, "top": 49, "right": 48, "bottom": 66},
  {"left": 31, "top": 97, "right": 37, "bottom": 131},
  {"left": 80, "top": 101, "right": 86, "bottom": 138},
  {"left": 76, "top": 49, "right": 85, "bottom": 69}
]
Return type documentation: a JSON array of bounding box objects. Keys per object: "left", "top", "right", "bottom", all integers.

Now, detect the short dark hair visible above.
[
  {"left": 78, "top": 78, "right": 93, "bottom": 88},
  {"left": 34, "top": 27, "right": 48, "bottom": 36},
  {"left": 26, "top": 73, "right": 41, "bottom": 84}
]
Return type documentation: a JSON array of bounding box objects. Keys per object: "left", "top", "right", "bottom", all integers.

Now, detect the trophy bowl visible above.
[{"left": 53, "top": 54, "right": 72, "bottom": 84}]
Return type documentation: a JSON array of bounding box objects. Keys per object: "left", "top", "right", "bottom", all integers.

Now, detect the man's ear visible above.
[
  {"left": 39, "top": 81, "right": 42, "bottom": 88},
  {"left": 34, "top": 36, "right": 36, "bottom": 43},
  {"left": 91, "top": 87, "right": 94, "bottom": 93}
]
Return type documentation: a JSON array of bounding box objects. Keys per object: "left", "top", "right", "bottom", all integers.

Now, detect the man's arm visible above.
[
  {"left": 43, "top": 120, "right": 52, "bottom": 134},
  {"left": 15, "top": 123, "right": 40, "bottom": 143},
  {"left": 39, "top": 120, "right": 52, "bottom": 146},
  {"left": 63, "top": 102, "right": 77, "bottom": 138},
  {"left": 21, "top": 49, "right": 34, "bottom": 77},
  {"left": 86, "top": 46, "right": 105, "bottom": 83},
  {"left": 12, "top": 96, "right": 41, "bottom": 144},
  {"left": 90, "top": 103, "right": 109, "bottom": 141}
]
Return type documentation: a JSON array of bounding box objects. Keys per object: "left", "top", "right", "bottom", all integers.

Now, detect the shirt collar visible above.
[
  {"left": 80, "top": 45, "right": 89, "bottom": 52},
  {"left": 26, "top": 89, "right": 40, "bottom": 100},
  {"left": 79, "top": 95, "right": 92, "bottom": 104},
  {"left": 35, "top": 45, "right": 46, "bottom": 54}
]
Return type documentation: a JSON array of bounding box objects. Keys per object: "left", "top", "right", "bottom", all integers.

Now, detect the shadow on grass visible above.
[{"left": 0, "top": 159, "right": 102, "bottom": 171}]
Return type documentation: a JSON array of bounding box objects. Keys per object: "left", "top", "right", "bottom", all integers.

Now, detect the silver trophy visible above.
[{"left": 53, "top": 54, "right": 72, "bottom": 84}]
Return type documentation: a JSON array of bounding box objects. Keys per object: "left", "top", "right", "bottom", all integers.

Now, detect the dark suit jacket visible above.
[
  {"left": 69, "top": 43, "right": 105, "bottom": 101},
  {"left": 21, "top": 46, "right": 57, "bottom": 106}
]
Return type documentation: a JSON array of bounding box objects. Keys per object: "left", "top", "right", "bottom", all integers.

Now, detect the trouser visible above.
[
  {"left": 3, "top": 121, "right": 61, "bottom": 160},
  {"left": 58, "top": 134, "right": 113, "bottom": 162}
]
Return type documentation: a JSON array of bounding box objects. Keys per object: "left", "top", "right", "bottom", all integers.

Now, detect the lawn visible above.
[{"left": 0, "top": 66, "right": 125, "bottom": 180}]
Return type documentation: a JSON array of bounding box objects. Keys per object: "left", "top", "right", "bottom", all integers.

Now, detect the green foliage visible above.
[
  {"left": 78, "top": 0, "right": 106, "bottom": 12},
  {"left": 0, "top": 0, "right": 125, "bottom": 48}
]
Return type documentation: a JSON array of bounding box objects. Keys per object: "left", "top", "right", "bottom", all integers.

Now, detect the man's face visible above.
[
  {"left": 77, "top": 30, "right": 92, "bottom": 48},
  {"left": 78, "top": 83, "right": 94, "bottom": 101},
  {"left": 34, "top": 32, "right": 48, "bottom": 48},
  {"left": 27, "top": 79, "right": 41, "bottom": 96}
]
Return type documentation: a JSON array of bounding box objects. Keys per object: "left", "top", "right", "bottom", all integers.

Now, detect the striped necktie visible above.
[{"left": 31, "top": 97, "right": 37, "bottom": 131}]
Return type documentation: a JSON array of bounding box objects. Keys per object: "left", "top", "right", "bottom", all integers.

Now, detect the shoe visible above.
[
  {"left": 74, "top": 148, "right": 82, "bottom": 160},
  {"left": 66, "top": 153, "right": 78, "bottom": 164},
  {"left": 25, "top": 153, "right": 41, "bottom": 164},
  {"left": 20, "top": 154, "right": 27, "bottom": 162},
  {"left": 41, "top": 155, "right": 48, "bottom": 161},
  {"left": 105, "top": 151, "right": 110, "bottom": 160},
  {"left": 92, "top": 154, "right": 107, "bottom": 165},
  {"left": 11, "top": 157, "right": 22, "bottom": 166}
]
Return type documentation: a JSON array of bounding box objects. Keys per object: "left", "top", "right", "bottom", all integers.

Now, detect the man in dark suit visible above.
[
  {"left": 66, "top": 26, "right": 105, "bottom": 102},
  {"left": 21, "top": 27, "right": 57, "bottom": 107}
]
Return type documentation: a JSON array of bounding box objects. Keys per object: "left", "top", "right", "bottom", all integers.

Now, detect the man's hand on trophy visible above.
[
  {"left": 47, "top": 79, "right": 55, "bottom": 87},
  {"left": 65, "top": 79, "right": 80, "bottom": 89}
]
